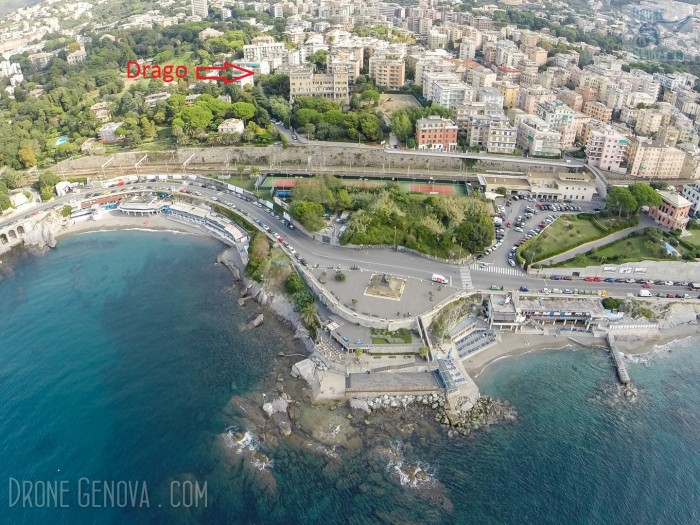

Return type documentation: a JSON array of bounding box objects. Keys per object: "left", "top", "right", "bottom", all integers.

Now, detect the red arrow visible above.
[{"left": 195, "top": 62, "right": 255, "bottom": 84}]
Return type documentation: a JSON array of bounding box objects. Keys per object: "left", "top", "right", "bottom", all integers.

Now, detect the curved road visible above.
[{"left": 1, "top": 178, "right": 695, "bottom": 300}]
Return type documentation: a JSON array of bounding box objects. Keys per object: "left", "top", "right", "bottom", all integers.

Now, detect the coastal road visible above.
[{"left": 3, "top": 180, "right": 697, "bottom": 301}]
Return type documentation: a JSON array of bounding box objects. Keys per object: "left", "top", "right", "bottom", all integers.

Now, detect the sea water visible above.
[{"left": 1, "top": 231, "right": 699, "bottom": 524}]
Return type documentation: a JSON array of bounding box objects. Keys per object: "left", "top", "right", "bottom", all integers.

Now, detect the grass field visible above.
[
  {"left": 556, "top": 235, "right": 668, "bottom": 267},
  {"left": 376, "top": 94, "right": 421, "bottom": 117},
  {"left": 683, "top": 228, "right": 700, "bottom": 246},
  {"left": 519, "top": 215, "right": 603, "bottom": 263}
]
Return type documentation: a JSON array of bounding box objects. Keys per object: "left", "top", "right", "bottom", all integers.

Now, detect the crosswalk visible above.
[
  {"left": 459, "top": 267, "right": 473, "bottom": 289},
  {"left": 469, "top": 263, "right": 522, "bottom": 276}
]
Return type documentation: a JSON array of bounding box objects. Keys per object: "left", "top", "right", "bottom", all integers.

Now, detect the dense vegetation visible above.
[
  {"left": 340, "top": 186, "right": 494, "bottom": 258},
  {"left": 391, "top": 105, "right": 453, "bottom": 148}
]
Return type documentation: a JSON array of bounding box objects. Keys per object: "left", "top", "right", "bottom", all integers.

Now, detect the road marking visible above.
[
  {"left": 470, "top": 264, "right": 522, "bottom": 276},
  {"left": 459, "top": 268, "right": 473, "bottom": 289}
]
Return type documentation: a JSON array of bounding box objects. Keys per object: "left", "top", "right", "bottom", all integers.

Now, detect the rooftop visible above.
[{"left": 657, "top": 190, "right": 692, "bottom": 208}]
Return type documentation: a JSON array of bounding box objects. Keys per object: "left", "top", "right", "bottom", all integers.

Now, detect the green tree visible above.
[
  {"left": 231, "top": 101, "right": 256, "bottom": 121},
  {"left": 605, "top": 186, "right": 637, "bottom": 217},
  {"left": 455, "top": 213, "right": 495, "bottom": 253},
  {"left": 289, "top": 200, "right": 325, "bottom": 231},
  {"left": 180, "top": 105, "right": 213, "bottom": 131},
  {"left": 300, "top": 302, "right": 317, "bottom": 328},
  {"left": 627, "top": 183, "right": 662, "bottom": 210}
]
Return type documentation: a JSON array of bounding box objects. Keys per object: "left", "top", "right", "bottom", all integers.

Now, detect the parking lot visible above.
[{"left": 477, "top": 195, "right": 594, "bottom": 269}]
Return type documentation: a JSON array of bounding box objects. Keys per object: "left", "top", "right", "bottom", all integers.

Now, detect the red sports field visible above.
[{"left": 408, "top": 184, "right": 456, "bottom": 195}]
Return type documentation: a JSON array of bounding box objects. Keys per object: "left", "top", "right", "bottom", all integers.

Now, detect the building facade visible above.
[
  {"left": 648, "top": 191, "right": 691, "bottom": 230},
  {"left": 415, "top": 116, "right": 458, "bottom": 151},
  {"left": 626, "top": 138, "right": 686, "bottom": 179}
]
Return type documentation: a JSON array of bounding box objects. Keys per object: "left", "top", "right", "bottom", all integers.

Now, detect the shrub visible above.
[{"left": 335, "top": 270, "right": 346, "bottom": 282}]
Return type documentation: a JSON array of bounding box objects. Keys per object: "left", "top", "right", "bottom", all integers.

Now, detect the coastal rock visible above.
[
  {"left": 278, "top": 421, "right": 292, "bottom": 437},
  {"left": 348, "top": 398, "right": 371, "bottom": 415},
  {"left": 252, "top": 314, "right": 264, "bottom": 328}
]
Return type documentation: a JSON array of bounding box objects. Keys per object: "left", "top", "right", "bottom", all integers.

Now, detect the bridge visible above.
[{"left": 0, "top": 212, "right": 49, "bottom": 255}]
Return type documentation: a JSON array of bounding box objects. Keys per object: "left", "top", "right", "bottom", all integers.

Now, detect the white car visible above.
[
  {"left": 288, "top": 246, "right": 297, "bottom": 254},
  {"left": 508, "top": 259, "right": 516, "bottom": 267},
  {"left": 273, "top": 232, "right": 280, "bottom": 239},
  {"left": 541, "top": 288, "right": 551, "bottom": 294},
  {"left": 664, "top": 281, "right": 674, "bottom": 286},
  {"left": 552, "top": 288, "right": 563, "bottom": 294}
]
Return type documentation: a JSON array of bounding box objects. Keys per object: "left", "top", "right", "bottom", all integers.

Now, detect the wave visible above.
[
  {"left": 224, "top": 427, "right": 259, "bottom": 455},
  {"left": 623, "top": 335, "right": 698, "bottom": 365}
]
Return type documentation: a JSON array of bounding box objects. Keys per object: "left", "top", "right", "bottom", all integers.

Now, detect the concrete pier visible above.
[{"left": 607, "top": 334, "right": 630, "bottom": 384}]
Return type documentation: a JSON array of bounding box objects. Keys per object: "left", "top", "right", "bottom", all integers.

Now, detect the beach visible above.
[{"left": 58, "top": 211, "right": 207, "bottom": 238}]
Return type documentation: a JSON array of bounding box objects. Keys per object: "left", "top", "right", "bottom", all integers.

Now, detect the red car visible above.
[
  {"left": 594, "top": 277, "right": 603, "bottom": 282},
  {"left": 584, "top": 277, "right": 595, "bottom": 282},
  {"left": 643, "top": 282, "right": 653, "bottom": 288},
  {"left": 507, "top": 221, "right": 512, "bottom": 228}
]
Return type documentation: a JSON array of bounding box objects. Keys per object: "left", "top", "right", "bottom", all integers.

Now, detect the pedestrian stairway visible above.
[
  {"left": 459, "top": 267, "right": 473, "bottom": 289},
  {"left": 469, "top": 263, "right": 522, "bottom": 276}
]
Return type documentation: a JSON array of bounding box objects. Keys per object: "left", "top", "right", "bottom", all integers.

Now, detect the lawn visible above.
[
  {"left": 518, "top": 214, "right": 605, "bottom": 263},
  {"left": 370, "top": 328, "right": 413, "bottom": 344},
  {"left": 555, "top": 228, "right": 696, "bottom": 267},
  {"left": 683, "top": 227, "right": 700, "bottom": 247}
]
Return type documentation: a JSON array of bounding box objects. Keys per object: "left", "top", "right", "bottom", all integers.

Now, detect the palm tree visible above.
[
  {"left": 300, "top": 302, "right": 317, "bottom": 328},
  {"left": 250, "top": 166, "right": 260, "bottom": 179}
]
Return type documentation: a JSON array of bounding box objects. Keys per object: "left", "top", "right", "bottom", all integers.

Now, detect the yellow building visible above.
[{"left": 627, "top": 138, "right": 686, "bottom": 179}]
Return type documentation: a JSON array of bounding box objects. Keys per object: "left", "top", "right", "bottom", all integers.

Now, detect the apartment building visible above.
[
  {"left": 368, "top": 55, "right": 405, "bottom": 90},
  {"left": 582, "top": 101, "right": 613, "bottom": 123},
  {"left": 459, "top": 40, "right": 477, "bottom": 60},
  {"left": 517, "top": 85, "right": 556, "bottom": 114},
  {"left": 486, "top": 115, "right": 517, "bottom": 154},
  {"left": 679, "top": 144, "right": 700, "bottom": 180},
  {"left": 557, "top": 89, "right": 583, "bottom": 111},
  {"left": 465, "top": 65, "right": 497, "bottom": 88},
  {"left": 492, "top": 80, "right": 520, "bottom": 109},
  {"left": 634, "top": 110, "right": 663, "bottom": 137},
  {"left": 415, "top": 116, "right": 458, "bottom": 151},
  {"left": 243, "top": 36, "right": 286, "bottom": 63},
  {"left": 191, "top": 0, "right": 208, "bottom": 18},
  {"left": 584, "top": 125, "right": 628, "bottom": 174},
  {"left": 649, "top": 191, "right": 691, "bottom": 230},
  {"left": 428, "top": 30, "right": 448, "bottom": 50},
  {"left": 681, "top": 178, "right": 700, "bottom": 214},
  {"left": 454, "top": 101, "right": 503, "bottom": 130},
  {"left": 516, "top": 116, "right": 562, "bottom": 157},
  {"left": 289, "top": 66, "right": 350, "bottom": 103},
  {"left": 626, "top": 138, "right": 686, "bottom": 179},
  {"left": 476, "top": 87, "right": 504, "bottom": 107},
  {"left": 536, "top": 100, "right": 574, "bottom": 128}
]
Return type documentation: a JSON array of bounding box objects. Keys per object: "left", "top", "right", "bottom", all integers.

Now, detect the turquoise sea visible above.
[{"left": 0, "top": 231, "right": 699, "bottom": 524}]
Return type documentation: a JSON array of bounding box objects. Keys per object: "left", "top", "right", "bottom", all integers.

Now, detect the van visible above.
[
  {"left": 638, "top": 289, "right": 652, "bottom": 297},
  {"left": 431, "top": 274, "right": 448, "bottom": 284}
]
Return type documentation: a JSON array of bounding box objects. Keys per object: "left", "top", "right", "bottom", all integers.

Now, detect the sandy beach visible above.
[
  {"left": 463, "top": 321, "right": 700, "bottom": 379},
  {"left": 57, "top": 211, "right": 208, "bottom": 239}
]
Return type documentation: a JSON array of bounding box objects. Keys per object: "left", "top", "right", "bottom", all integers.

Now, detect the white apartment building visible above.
[
  {"left": 243, "top": 36, "right": 286, "bottom": 63},
  {"left": 516, "top": 116, "right": 562, "bottom": 157},
  {"left": 432, "top": 80, "right": 475, "bottom": 110},
  {"left": 476, "top": 87, "right": 504, "bottom": 107},
  {"left": 191, "top": 0, "right": 208, "bottom": 18},
  {"left": 681, "top": 180, "right": 700, "bottom": 214},
  {"left": 584, "top": 125, "right": 628, "bottom": 174},
  {"left": 536, "top": 100, "right": 574, "bottom": 128},
  {"left": 428, "top": 30, "right": 448, "bottom": 50},
  {"left": 459, "top": 40, "right": 477, "bottom": 60}
]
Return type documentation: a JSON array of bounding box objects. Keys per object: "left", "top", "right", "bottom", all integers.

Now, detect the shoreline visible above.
[
  {"left": 15, "top": 210, "right": 700, "bottom": 392},
  {"left": 56, "top": 211, "right": 208, "bottom": 239}
]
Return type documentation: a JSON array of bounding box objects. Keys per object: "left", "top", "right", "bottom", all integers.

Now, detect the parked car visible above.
[{"left": 519, "top": 286, "right": 529, "bottom": 292}]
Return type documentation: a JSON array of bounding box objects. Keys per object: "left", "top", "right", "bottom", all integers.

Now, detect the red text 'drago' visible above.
[
  {"left": 126, "top": 61, "right": 255, "bottom": 84},
  {"left": 127, "top": 61, "right": 187, "bottom": 82}
]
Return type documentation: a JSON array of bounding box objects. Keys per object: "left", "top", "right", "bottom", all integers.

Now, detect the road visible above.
[{"left": 2, "top": 178, "right": 696, "bottom": 301}]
